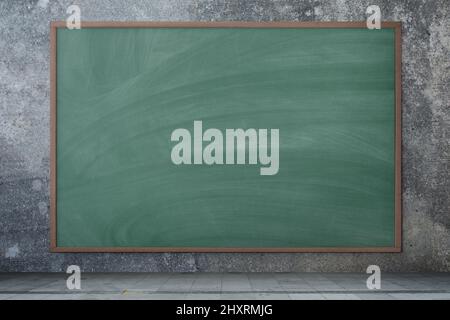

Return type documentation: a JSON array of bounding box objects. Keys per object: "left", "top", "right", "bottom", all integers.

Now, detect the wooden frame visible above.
[{"left": 50, "top": 21, "right": 402, "bottom": 253}]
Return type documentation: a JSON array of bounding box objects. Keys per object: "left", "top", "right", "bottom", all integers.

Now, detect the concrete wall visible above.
[{"left": 0, "top": 0, "right": 448, "bottom": 272}]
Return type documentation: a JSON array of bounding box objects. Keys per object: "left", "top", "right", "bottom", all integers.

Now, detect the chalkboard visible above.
[{"left": 50, "top": 22, "right": 401, "bottom": 252}]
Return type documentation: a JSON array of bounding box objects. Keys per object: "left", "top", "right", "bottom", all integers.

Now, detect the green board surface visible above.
[{"left": 56, "top": 26, "right": 397, "bottom": 249}]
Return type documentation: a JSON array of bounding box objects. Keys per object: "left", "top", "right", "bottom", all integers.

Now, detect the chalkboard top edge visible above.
[{"left": 50, "top": 21, "right": 401, "bottom": 29}]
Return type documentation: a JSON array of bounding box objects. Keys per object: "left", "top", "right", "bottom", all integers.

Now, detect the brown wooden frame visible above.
[{"left": 50, "top": 21, "right": 402, "bottom": 253}]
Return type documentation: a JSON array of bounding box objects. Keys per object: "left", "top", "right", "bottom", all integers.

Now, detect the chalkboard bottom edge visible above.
[{"left": 50, "top": 246, "right": 402, "bottom": 253}]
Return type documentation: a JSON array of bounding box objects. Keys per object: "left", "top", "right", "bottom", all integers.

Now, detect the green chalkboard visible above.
[{"left": 50, "top": 22, "right": 401, "bottom": 252}]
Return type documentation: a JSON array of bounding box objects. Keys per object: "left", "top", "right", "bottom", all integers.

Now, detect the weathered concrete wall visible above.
[{"left": 0, "top": 0, "right": 448, "bottom": 272}]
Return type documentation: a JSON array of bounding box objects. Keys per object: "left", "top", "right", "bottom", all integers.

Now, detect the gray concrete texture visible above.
[
  {"left": 1, "top": 272, "right": 449, "bottom": 300},
  {"left": 0, "top": 0, "right": 449, "bottom": 272}
]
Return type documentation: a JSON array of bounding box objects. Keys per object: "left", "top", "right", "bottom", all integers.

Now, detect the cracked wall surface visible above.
[{"left": 0, "top": 0, "right": 448, "bottom": 272}]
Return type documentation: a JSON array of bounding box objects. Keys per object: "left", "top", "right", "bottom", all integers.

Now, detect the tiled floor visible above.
[{"left": 0, "top": 273, "right": 449, "bottom": 300}]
